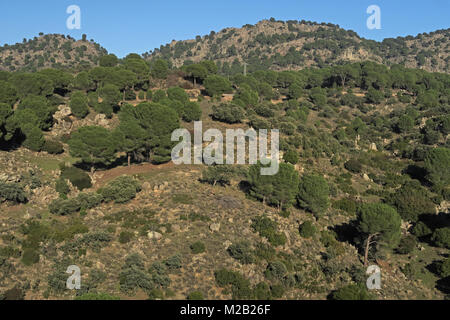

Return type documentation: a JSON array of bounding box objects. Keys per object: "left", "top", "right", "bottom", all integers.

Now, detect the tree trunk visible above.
[
  {"left": 364, "top": 234, "right": 374, "bottom": 266},
  {"left": 213, "top": 180, "right": 217, "bottom": 187},
  {"left": 127, "top": 154, "right": 131, "bottom": 167},
  {"left": 193, "top": 77, "right": 196, "bottom": 87}
]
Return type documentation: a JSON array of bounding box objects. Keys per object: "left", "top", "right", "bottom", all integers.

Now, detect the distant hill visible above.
[
  {"left": 145, "top": 19, "right": 450, "bottom": 74},
  {"left": 0, "top": 33, "right": 108, "bottom": 72}
]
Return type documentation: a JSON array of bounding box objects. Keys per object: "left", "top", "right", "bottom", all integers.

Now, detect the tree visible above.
[
  {"left": 182, "top": 101, "right": 201, "bottom": 122},
  {"left": 151, "top": 59, "right": 169, "bottom": 80},
  {"left": 424, "top": 147, "right": 450, "bottom": 193},
  {"left": 395, "top": 115, "right": 414, "bottom": 133},
  {"left": 297, "top": 174, "right": 329, "bottom": 217},
  {"left": 432, "top": 228, "right": 450, "bottom": 249},
  {"left": 167, "top": 87, "right": 189, "bottom": 104},
  {"left": 184, "top": 64, "right": 208, "bottom": 86},
  {"left": 211, "top": 103, "right": 245, "bottom": 124},
  {"left": 330, "top": 284, "right": 373, "bottom": 300},
  {"left": 69, "top": 91, "right": 89, "bottom": 118},
  {"left": 99, "top": 54, "right": 118, "bottom": 67},
  {"left": 201, "top": 165, "right": 235, "bottom": 186},
  {"left": 204, "top": 75, "right": 232, "bottom": 97},
  {"left": 248, "top": 162, "right": 299, "bottom": 211},
  {"left": 357, "top": 203, "right": 401, "bottom": 266},
  {"left": 21, "top": 124, "right": 44, "bottom": 151},
  {"left": 68, "top": 126, "right": 117, "bottom": 173},
  {"left": 17, "top": 95, "right": 53, "bottom": 130}
]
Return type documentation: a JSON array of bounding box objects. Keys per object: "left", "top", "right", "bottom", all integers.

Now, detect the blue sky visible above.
[{"left": 0, "top": 0, "right": 448, "bottom": 57}]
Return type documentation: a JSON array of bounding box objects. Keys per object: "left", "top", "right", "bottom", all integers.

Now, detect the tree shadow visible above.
[{"left": 330, "top": 221, "right": 359, "bottom": 247}]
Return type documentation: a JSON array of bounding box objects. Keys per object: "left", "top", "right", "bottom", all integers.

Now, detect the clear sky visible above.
[{"left": 0, "top": 0, "right": 449, "bottom": 57}]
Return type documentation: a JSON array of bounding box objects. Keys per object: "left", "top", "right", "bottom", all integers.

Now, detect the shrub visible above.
[
  {"left": 264, "top": 261, "right": 287, "bottom": 281},
  {"left": 21, "top": 248, "right": 40, "bottom": 266},
  {"left": 75, "top": 293, "right": 120, "bottom": 300},
  {"left": 214, "top": 269, "right": 253, "bottom": 299},
  {"left": 99, "top": 175, "right": 141, "bottom": 204},
  {"left": 412, "top": 221, "right": 432, "bottom": 237},
  {"left": 344, "top": 159, "right": 362, "bottom": 173},
  {"left": 283, "top": 149, "right": 299, "bottom": 164},
  {"left": 119, "top": 231, "right": 134, "bottom": 244},
  {"left": 251, "top": 216, "right": 286, "bottom": 247},
  {"left": 0, "top": 182, "right": 27, "bottom": 204},
  {"left": 55, "top": 178, "right": 70, "bottom": 196},
  {"left": 254, "top": 282, "right": 271, "bottom": 300},
  {"left": 332, "top": 198, "right": 357, "bottom": 215},
  {"left": 432, "top": 227, "right": 450, "bottom": 249},
  {"left": 49, "top": 198, "right": 81, "bottom": 215},
  {"left": 397, "top": 235, "right": 417, "bottom": 254},
  {"left": 297, "top": 174, "right": 330, "bottom": 217},
  {"left": 182, "top": 101, "right": 202, "bottom": 122},
  {"left": 201, "top": 165, "right": 235, "bottom": 185},
  {"left": 438, "top": 258, "right": 450, "bottom": 278},
  {"left": 70, "top": 91, "right": 89, "bottom": 118},
  {"left": 119, "top": 253, "right": 153, "bottom": 294},
  {"left": 299, "top": 221, "right": 316, "bottom": 238},
  {"left": 187, "top": 291, "right": 204, "bottom": 300},
  {"left": 164, "top": 254, "right": 182, "bottom": 270},
  {"left": 254, "top": 242, "right": 276, "bottom": 261},
  {"left": 60, "top": 165, "right": 92, "bottom": 191},
  {"left": 211, "top": 103, "right": 245, "bottom": 123},
  {"left": 227, "top": 241, "right": 254, "bottom": 264},
  {"left": 42, "top": 139, "right": 64, "bottom": 154},
  {"left": 330, "top": 284, "right": 373, "bottom": 300},
  {"left": 190, "top": 241, "right": 206, "bottom": 254}
]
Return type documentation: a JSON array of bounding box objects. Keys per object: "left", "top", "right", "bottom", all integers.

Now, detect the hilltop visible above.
[
  {"left": 146, "top": 19, "right": 450, "bottom": 74},
  {"left": 0, "top": 33, "right": 107, "bottom": 72}
]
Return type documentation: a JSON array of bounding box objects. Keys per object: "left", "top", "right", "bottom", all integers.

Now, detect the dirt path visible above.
[{"left": 93, "top": 161, "right": 175, "bottom": 186}]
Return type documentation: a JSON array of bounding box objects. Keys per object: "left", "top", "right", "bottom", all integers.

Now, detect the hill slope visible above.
[
  {"left": 146, "top": 19, "right": 450, "bottom": 74},
  {"left": 0, "top": 34, "right": 108, "bottom": 72}
]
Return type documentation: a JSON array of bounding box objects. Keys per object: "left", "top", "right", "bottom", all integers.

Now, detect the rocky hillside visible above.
[
  {"left": 146, "top": 19, "right": 450, "bottom": 74},
  {"left": 0, "top": 34, "right": 108, "bottom": 72}
]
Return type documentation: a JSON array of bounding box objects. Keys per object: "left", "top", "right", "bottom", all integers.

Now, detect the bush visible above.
[
  {"left": 397, "top": 235, "right": 417, "bottom": 254},
  {"left": 55, "top": 178, "right": 70, "bottom": 196},
  {"left": 75, "top": 293, "right": 120, "bottom": 300},
  {"left": 251, "top": 216, "right": 286, "bottom": 247},
  {"left": 99, "top": 175, "right": 141, "bottom": 204},
  {"left": 42, "top": 139, "right": 64, "bottom": 154},
  {"left": 264, "top": 261, "right": 287, "bottom": 281},
  {"left": 438, "top": 258, "right": 450, "bottom": 278},
  {"left": 254, "top": 282, "right": 271, "bottom": 300},
  {"left": 297, "top": 174, "right": 330, "bottom": 217},
  {"left": 211, "top": 103, "right": 245, "bottom": 123},
  {"left": 70, "top": 91, "right": 89, "bottom": 118},
  {"left": 344, "top": 159, "right": 362, "bottom": 173},
  {"left": 432, "top": 228, "right": 450, "bottom": 249},
  {"left": 201, "top": 165, "right": 235, "bottom": 185},
  {"left": 190, "top": 241, "right": 206, "bottom": 254},
  {"left": 332, "top": 198, "right": 357, "bottom": 215},
  {"left": 330, "top": 284, "right": 373, "bottom": 300},
  {"left": 119, "top": 253, "right": 153, "bottom": 294},
  {"left": 0, "top": 182, "right": 27, "bottom": 204},
  {"left": 60, "top": 165, "right": 92, "bottom": 191},
  {"left": 164, "top": 254, "right": 182, "bottom": 270},
  {"left": 119, "top": 231, "right": 134, "bottom": 244},
  {"left": 21, "top": 248, "right": 40, "bottom": 266},
  {"left": 412, "top": 221, "right": 432, "bottom": 237},
  {"left": 227, "top": 241, "right": 254, "bottom": 264},
  {"left": 187, "top": 291, "right": 204, "bottom": 300},
  {"left": 182, "top": 101, "right": 202, "bottom": 122},
  {"left": 283, "top": 149, "right": 299, "bottom": 164},
  {"left": 299, "top": 221, "right": 316, "bottom": 238}
]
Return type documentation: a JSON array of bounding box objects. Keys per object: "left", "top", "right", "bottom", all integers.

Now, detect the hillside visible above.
[
  {"left": 146, "top": 19, "right": 450, "bottom": 74},
  {"left": 0, "top": 34, "right": 108, "bottom": 72},
  {"left": 0, "top": 52, "right": 449, "bottom": 300}
]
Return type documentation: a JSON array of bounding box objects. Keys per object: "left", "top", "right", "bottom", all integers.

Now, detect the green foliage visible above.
[
  {"left": 98, "top": 175, "right": 141, "bottom": 204},
  {"left": 227, "top": 241, "right": 254, "bottom": 264},
  {"left": 332, "top": 198, "right": 357, "bottom": 215},
  {"left": 151, "top": 59, "right": 169, "bottom": 79},
  {"left": 182, "top": 101, "right": 202, "bottom": 122},
  {"left": 119, "top": 231, "right": 134, "bottom": 244},
  {"left": 190, "top": 241, "right": 206, "bottom": 254},
  {"left": 42, "top": 139, "right": 64, "bottom": 154},
  {"left": 386, "top": 181, "right": 435, "bottom": 222},
  {"left": 283, "top": 149, "right": 299, "bottom": 164},
  {"left": 438, "top": 258, "right": 450, "bottom": 278},
  {"left": 251, "top": 215, "right": 286, "bottom": 247},
  {"left": 299, "top": 221, "right": 317, "bottom": 238},
  {"left": 164, "top": 254, "right": 182, "bottom": 270},
  {"left": 55, "top": 178, "right": 70, "bottom": 196},
  {"left": 21, "top": 248, "right": 40, "bottom": 266},
  {"left": 265, "top": 261, "right": 287, "bottom": 280},
  {"left": 214, "top": 269, "right": 253, "bottom": 299},
  {"left": 99, "top": 54, "right": 118, "bottom": 67},
  {"left": 248, "top": 162, "right": 299, "bottom": 210},
  {"left": 431, "top": 227, "right": 450, "bottom": 249},
  {"left": 211, "top": 103, "right": 245, "bottom": 123},
  {"left": 119, "top": 253, "right": 153, "bottom": 294},
  {"left": 187, "top": 291, "right": 204, "bottom": 300},
  {"left": 68, "top": 126, "right": 117, "bottom": 169},
  {"left": 0, "top": 182, "right": 27, "bottom": 204},
  {"left": 204, "top": 75, "right": 232, "bottom": 96},
  {"left": 297, "top": 174, "right": 330, "bottom": 217},
  {"left": 344, "top": 159, "right": 362, "bottom": 173},
  {"left": 70, "top": 91, "right": 89, "bottom": 118},
  {"left": 397, "top": 235, "right": 417, "bottom": 254},
  {"left": 201, "top": 165, "right": 235, "bottom": 186},
  {"left": 424, "top": 148, "right": 450, "bottom": 194},
  {"left": 60, "top": 165, "right": 92, "bottom": 191},
  {"left": 75, "top": 292, "right": 120, "bottom": 300},
  {"left": 412, "top": 221, "right": 432, "bottom": 237},
  {"left": 330, "top": 284, "right": 373, "bottom": 300},
  {"left": 22, "top": 124, "right": 44, "bottom": 151},
  {"left": 357, "top": 203, "right": 402, "bottom": 247}
]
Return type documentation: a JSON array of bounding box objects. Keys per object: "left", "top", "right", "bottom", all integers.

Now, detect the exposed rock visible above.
[
  {"left": 209, "top": 223, "right": 221, "bottom": 232},
  {"left": 147, "top": 231, "right": 162, "bottom": 240}
]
